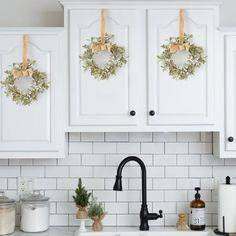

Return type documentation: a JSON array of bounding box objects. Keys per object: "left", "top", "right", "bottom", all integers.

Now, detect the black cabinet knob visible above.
[
  {"left": 130, "top": 110, "right": 136, "bottom": 116},
  {"left": 149, "top": 110, "right": 155, "bottom": 116},
  {"left": 228, "top": 136, "right": 234, "bottom": 142}
]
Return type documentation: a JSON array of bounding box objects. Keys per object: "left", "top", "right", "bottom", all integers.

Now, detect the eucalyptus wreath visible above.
[
  {"left": 1, "top": 60, "right": 49, "bottom": 106},
  {"left": 158, "top": 34, "right": 206, "bottom": 80},
  {"left": 80, "top": 34, "right": 127, "bottom": 80}
]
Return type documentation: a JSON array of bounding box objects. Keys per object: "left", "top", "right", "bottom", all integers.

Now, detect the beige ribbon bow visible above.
[
  {"left": 170, "top": 9, "right": 190, "bottom": 53},
  {"left": 13, "top": 68, "right": 33, "bottom": 79},
  {"left": 91, "top": 9, "right": 112, "bottom": 53}
]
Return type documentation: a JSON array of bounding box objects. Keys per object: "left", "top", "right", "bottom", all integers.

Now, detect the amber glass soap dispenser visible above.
[{"left": 190, "top": 187, "right": 205, "bottom": 231}]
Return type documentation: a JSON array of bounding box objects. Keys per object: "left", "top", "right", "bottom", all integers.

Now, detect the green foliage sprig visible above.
[
  {"left": 88, "top": 197, "right": 106, "bottom": 218},
  {"left": 158, "top": 34, "right": 206, "bottom": 80},
  {"left": 80, "top": 34, "right": 127, "bottom": 80},
  {"left": 73, "top": 178, "right": 91, "bottom": 207},
  {"left": 1, "top": 60, "right": 49, "bottom": 105}
]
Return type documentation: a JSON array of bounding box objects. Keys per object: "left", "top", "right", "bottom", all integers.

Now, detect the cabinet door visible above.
[
  {"left": 69, "top": 9, "right": 145, "bottom": 126},
  {"left": 225, "top": 35, "right": 236, "bottom": 152},
  {"left": 148, "top": 9, "right": 216, "bottom": 126},
  {"left": 0, "top": 30, "right": 65, "bottom": 158}
]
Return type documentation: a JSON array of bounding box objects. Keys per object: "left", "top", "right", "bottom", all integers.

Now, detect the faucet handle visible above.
[{"left": 159, "top": 210, "right": 163, "bottom": 218}]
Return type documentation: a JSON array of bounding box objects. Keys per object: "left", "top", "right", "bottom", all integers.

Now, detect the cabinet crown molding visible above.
[{"left": 59, "top": 0, "right": 223, "bottom": 7}]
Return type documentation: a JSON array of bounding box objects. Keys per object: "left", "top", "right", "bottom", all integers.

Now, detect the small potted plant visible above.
[
  {"left": 73, "top": 178, "right": 91, "bottom": 219},
  {"left": 88, "top": 197, "right": 106, "bottom": 231}
]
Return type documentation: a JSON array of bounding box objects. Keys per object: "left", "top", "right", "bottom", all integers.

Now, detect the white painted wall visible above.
[{"left": 0, "top": 0, "right": 235, "bottom": 27}]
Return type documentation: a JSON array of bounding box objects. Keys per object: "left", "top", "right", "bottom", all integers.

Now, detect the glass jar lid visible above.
[
  {"left": 0, "top": 191, "right": 15, "bottom": 206},
  {"left": 21, "top": 190, "right": 49, "bottom": 202}
]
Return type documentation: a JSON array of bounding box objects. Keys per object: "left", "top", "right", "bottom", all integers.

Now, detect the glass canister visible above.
[
  {"left": 20, "top": 190, "right": 50, "bottom": 232},
  {"left": 0, "top": 191, "right": 16, "bottom": 235}
]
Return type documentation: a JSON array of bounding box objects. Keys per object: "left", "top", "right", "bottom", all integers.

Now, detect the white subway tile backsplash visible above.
[
  {"left": 154, "top": 155, "right": 176, "bottom": 166},
  {"left": 46, "top": 166, "right": 69, "bottom": 177},
  {"left": 153, "top": 202, "right": 176, "bottom": 214},
  {"left": 81, "top": 132, "right": 104, "bottom": 142},
  {"left": 165, "top": 191, "right": 188, "bottom": 202},
  {"left": 177, "top": 132, "right": 200, "bottom": 142},
  {"left": 82, "top": 154, "right": 105, "bottom": 166},
  {"left": 153, "top": 179, "right": 176, "bottom": 190},
  {"left": 57, "top": 155, "right": 81, "bottom": 166},
  {"left": 147, "top": 190, "right": 164, "bottom": 201},
  {"left": 69, "top": 142, "right": 93, "bottom": 154},
  {"left": 153, "top": 132, "right": 176, "bottom": 142},
  {"left": 50, "top": 215, "right": 68, "bottom": 226},
  {"left": 165, "top": 143, "right": 188, "bottom": 154},
  {"left": 70, "top": 166, "right": 93, "bottom": 177},
  {"left": 129, "top": 132, "right": 152, "bottom": 142},
  {"left": 34, "top": 178, "right": 57, "bottom": 190},
  {"left": 129, "top": 178, "right": 152, "bottom": 190},
  {"left": 0, "top": 167, "right": 20, "bottom": 177},
  {"left": 117, "top": 143, "right": 140, "bottom": 154},
  {"left": 117, "top": 190, "right": 140, "bottom": 202},
  {"left": 213, "top": 166, "right": 236, "bottom": 177},
  {"left": 0, "top": 178, "right": 7, "bottom": 189},
  {"left": 57, "top": 202, "right": 76, "bottom": 214},
  {"left": 0, "top": 132, "right": 231, "bottom": 227},
  {"left": 93, "top": 143, "right": 116, "bottom": 153},
  {"left": 21, "top": 166, "right": 44, "bottom": 177},
  {"left": 189, "top": 167, "right": 212, "bottom": 178},
  {"left": 189, "top": 143, "right": 212, "bottom": 154},
  {"left": 9, "top": 159, "right": 33, "bottom": 166},
  {"left": 166, "top": 167, "right": 188, "bottom": 178},
  {"left": 177, "top": 155, "right": 201, "bottom": 166},
  {"left": 45, "top": 190, "right": 68, "bottom": 202},
  {"left": 201, "top": 155, "right": 224, "bottom": 166},
  {"left": 93, "top": 190, "right": 116, "bottom": 202},
  {"left": 105, "top": 202, "right": 128, "bottom": 214},
  {"left": 177, "top": 178, "right": 200, "bottom": 190},
  {"left": 200, "top": 132, "right": 213, "bottom": 142},
  {"left": 105, "top": 133, "right": 128, "bottom": 142},
  {"left": 141, "top": 143, "right": 164, "bottom": 154}
]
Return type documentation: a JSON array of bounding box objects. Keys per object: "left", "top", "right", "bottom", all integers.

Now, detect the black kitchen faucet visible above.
[{"left": 113, "top": 156, "right": 163, "bottom": 231}]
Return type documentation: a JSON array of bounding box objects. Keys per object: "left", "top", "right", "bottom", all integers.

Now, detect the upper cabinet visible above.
[
  {"left": 214, "top": 31, "right": 236, "bottom": 158},
  {"left": 148, "top": 8, "right": 217, "bottom": 126},
  {"left": 61, "top": 0, "right": 221, "bottom": 132},
  {"left": 0, "top": 28, "right": 65, "bottom": 158},
  {"left": 69, "top": 9, "right": 145, "bottom": 127}
]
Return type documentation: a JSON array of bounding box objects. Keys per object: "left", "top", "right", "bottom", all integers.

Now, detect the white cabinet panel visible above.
[
  {"left": 69, "top": 9, "right": 145, "bottom": 126},
  {"left": 148, "top": 8, "right": 216, "bottom": 126},
  {"left": 0, "top": 29, "right": 65, "bottom": 158}
]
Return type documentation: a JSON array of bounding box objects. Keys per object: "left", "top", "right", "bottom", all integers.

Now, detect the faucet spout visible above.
[{"left": 113, "top": 156, "right": 163, "bottom": 231}]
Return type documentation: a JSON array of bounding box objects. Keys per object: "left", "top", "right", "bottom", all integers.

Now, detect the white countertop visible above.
[{"left": 10, "top": 227, "right": 218, "bottom": 236}]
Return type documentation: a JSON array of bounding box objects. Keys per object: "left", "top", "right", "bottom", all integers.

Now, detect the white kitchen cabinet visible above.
[
  {"left": 0, "top": 28, "right": 65, "bottom": 158},
  {"left": 214, "top": 31, "right": 236, "bottom": 158},
  {"left": 68, "top": 8, "right": 145, "bottom": 127},
  {"left": 61, "top": 0, "right": 221, "bottom": 132},
  {"left": 148, "top": 8, "right": 218, "bottom": 126}
]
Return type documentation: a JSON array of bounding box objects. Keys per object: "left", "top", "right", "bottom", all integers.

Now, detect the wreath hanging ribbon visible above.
[
  {"left": 1, "top": 34, "right": 49, "bottom": 105},
  {"left": 158, "top": 9, "right": 206, "bottom": 80},
  {"left": 80, "top": 9, "right": 127, "bottom": 80},
  {"left": 13, "top": 34, "right": 33, "bottom": 79}
]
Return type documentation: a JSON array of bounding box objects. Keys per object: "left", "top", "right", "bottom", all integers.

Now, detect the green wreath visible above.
[
  {"left": 1, "top": 60, "right": 49, "bottom": 106},
  {"left": 80, "top": 34, "right": 127, "bottom": 80},
  {"left": 158, "top": 34, "right": 206, "bottom": 80}
]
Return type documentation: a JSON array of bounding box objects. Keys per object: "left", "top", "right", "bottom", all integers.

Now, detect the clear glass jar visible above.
[
  {"left": 0, "top": 191, "right": 16, "bottom": 235},
  {"left": 20, "top": 190, "right": 50, "bottom": 232}
]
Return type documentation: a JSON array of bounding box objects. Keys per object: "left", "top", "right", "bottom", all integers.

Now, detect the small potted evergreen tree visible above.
[
  {"left": 73, "top": 178, "right": 91, "bottom": 219},
  {"left": 88, "top": 197, "right": 106, "bottom": 231}
]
